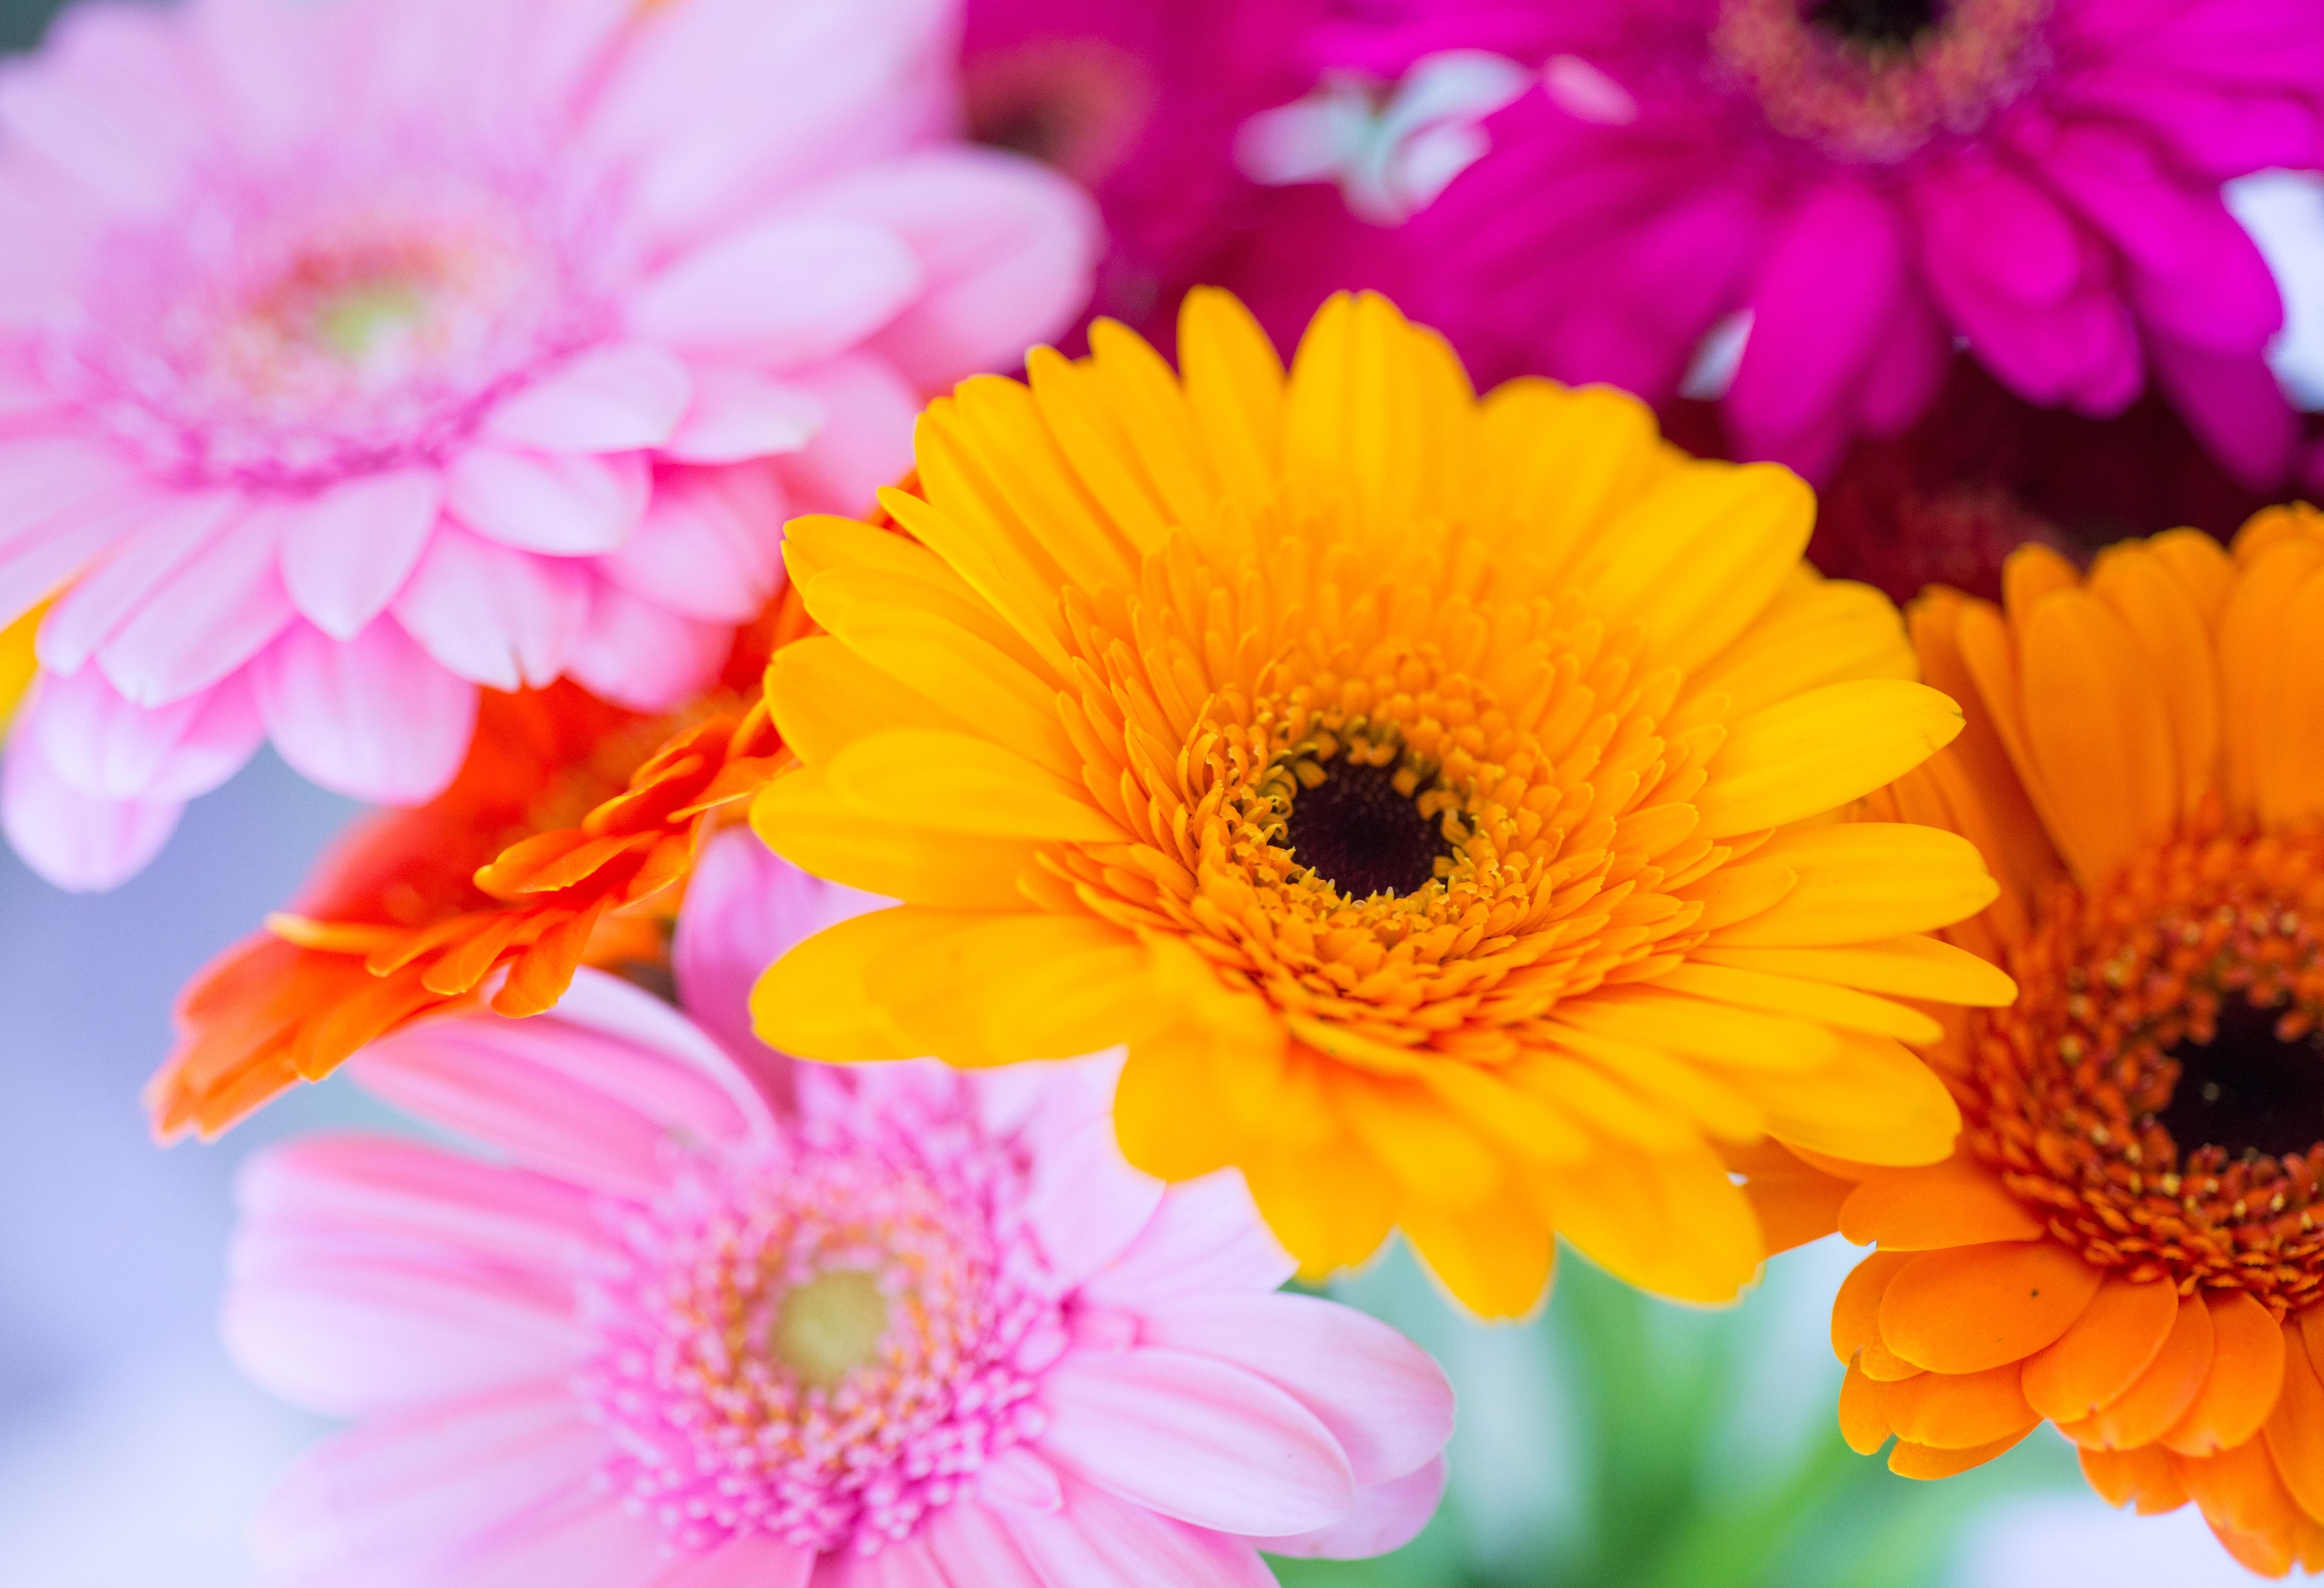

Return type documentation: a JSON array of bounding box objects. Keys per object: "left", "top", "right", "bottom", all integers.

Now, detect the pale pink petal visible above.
[
  {"left": 919, "top": 1499, "right": 1042, "bottom": 1587},
  {"left": 562, "top": 577, "right": 728, "bottom": 712},
  {"left": 1001, "top": 1476, "right": 1276, "bottom": 1588},
  {"left": 673, "top": 829, "right": 885, "bottom": 1072},
  {"left": 1249, "top": 1456, "right": 1448, "bottom": 1560},
  {"left": 978, "top": 1447, "right": 1066, "bottom": 1518},
  {"left": 443, "top": 1490, "right": 668, "bottom": 1588},
  {"left": 389, "top": 524, "right": 589, "bottom": 690},
  {"left": 485, "top": 344, "right": 693, "bottom": 455},
  {"left": 338, "top": 0, "right": 631, "bottom": 130},
  {"left": 37, "top": 490, "right": 246, "bottom": 677},
  {"left": 796, "top": 150, "right": 1101, "bottom": 390},
  {"left": 583, "top": 0, "right": 950, "bottom": 244},
  {"left": 548, "top": 966, "right": 778, "bottom": 1142},
  {"left": 278, "top": 469, "right": 444, "bottom": 641},
  {"left": 0, "top": 434, "right": 133, "bottom": 540},
  {"left": 664, "top": 369, "right": 824, "bottom": 465},
  {"left": 222, "top": 1242, "right": 578, "bottom": 1419},
  {"left": 252, "top": 1382, "right": 608, "bottom": 1577},
  {"left": 1036, "top": 1348, "right": 1354, "bottom": 1536},
  {"left": 768, "top": 352, "right": 921, "bottom": 517},
  {"left": 626, "top": 216, "right": 924, "bottom": 367},
  {"left": 1025, "top": 1116, "right": 1165, "bottom": 1290},
  {"left": 0, "top": 482, "right": 158, "bottom": 632},
  {"left": 445, "top": 447, "right": 649, "bottom": 556},
  {"left": 1, "top": 719, "right": 181, "bottom": 890},
  {"left": 1079, "top": 1171, "right": 1297, "bottom": 1309},
  {"left": 651, "top": 1535, "right": 816, "bottom": 1588},
  {"left": 237, "top": 1135, "right": 597, "bottom": 1271},
  {"left": 351, "top": 1001, "right": 756, "bottom": 1196},
  {"left": 600, "top": 465, "right": 786, "bottom": 623},
  {"left": 23, "top": 664, "right": 263, "bottom": 802},
  {"left": 187, "top": 0, "right": 344, "bottom": 160},
  {"left": 1135, "top": 1294, "right": 1452, "bottom": 1487},
  {"left": 253, "top": 618, "right": 477, "bottom": 804},
  {"left": 95, "top": 509, "right": 296, "bottom": 707},
  {"left": 0, "top": 2, "right": 205, "bottom": 216}
]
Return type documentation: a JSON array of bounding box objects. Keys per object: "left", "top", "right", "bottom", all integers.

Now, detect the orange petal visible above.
[
  {"left": 1888, "top": 1427, "right": 2034, "bottom": 1480},
  {"left": 1833, "top": 1250, "right": 1917, "bottom": 1363},
  {"left": 1837, "top": 1161, "right": 2043, "bottom": 1250},
  {"left": 1882, "top": 1363, "right": 2039, "bottom": 1450},
  {"left": 2081, "top": 1444, "right": 2189, "bottom": 1516},
  {"left": 2163, "top": 1290, "right": 2288, "bottom": 1457},
  {"left": 2067, "top": 1292, "right": 2216, "bottom": 1450},
  {"left": 1879, "top": 1240, "right": 2104, "bottom": 1374},
  {"left": 2088, "top": 540, "right": 2220, "bottom": 810},
  {"left": 1839, "top": 1359, "right": 1892, "bottom": 1455},
  {"left": 2017, "top": 589, "right": 2178, "bottom": 887},
  {"left": 2175, "top": 1440, "right": 2303, "bottom": 1578},
  {"left": 2265, "top": 1318, "right": 2324, "bottom": 1524},
  {"left": 2022, "top": 1276, "right": 2182, "bottom": 1424},
  {"left": 1732, "top": 1139, "right": 1853, "bottom": 1256}
]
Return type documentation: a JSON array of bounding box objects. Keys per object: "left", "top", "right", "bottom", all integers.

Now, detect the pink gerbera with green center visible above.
[
  {"left": 224, "top": 834, "right": 1453, "bottom": 1586},
  {"left": 0, "top": 0, "right": 1096, "bottom": 890}
]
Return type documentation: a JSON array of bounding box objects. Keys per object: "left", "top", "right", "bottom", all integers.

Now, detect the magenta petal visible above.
[
  {"left": 1, "top": 720, "right": 181, "bottom": 890},
  {"left": 1852, "top": 285, "right": 1952, "bottom": 439},
  {"left": 626, "top": 215, "right": 925, "bottom": 366},
  {"left": 1912, "top": 158, "right": 2085, "bottom": 308},
  {"left": 252, "top": 618, "right": 477, "bottom": 805},
  {"left": 562, "top": 578, "right": 728, "bottom": 712},
  {"left": 445, "top": 446, "right": 650, "bottom": 556},
  {"left": 484, "top": 343, "right": 693, "bottom": 455},
  {"left": 24, "top": 664, "right": 263, "bottom": 802},
  {"left": 278, "top": 469, "right": 445, "bottom": 641},
  {"left": 2149, "top": 337, "right": 2300, "bottom": 490},
  {"left": 389, "top": 525, "right": 590, "bottom": 691},
  {"left": 1135, "top": 1294, "right": 1452, "bottom": 1488},
  {"left": 1249, "top": 1456, "right": 1448, "bottom": 1560},
  {"left": 1725, "top": 180, "right": 1903, "bottom": 466},
  {"left": 665, "top": 367, "right": 826, "bottom": 465},
  {"left": 1037, "top": 1348, "right": 1355, "bottom": 1536},
  {"left": 1079, "top": 1170, "right": 1297, "bottom": 1309},
  {"left": 1000, "top": 1475, "right": 1277, "bottom": 1588},
  {"left": 600, "top": 464, "right": 786, "bottom": 623},
  {"left": 252, "top": 1382, "right": 606, "bottom": 1577}
]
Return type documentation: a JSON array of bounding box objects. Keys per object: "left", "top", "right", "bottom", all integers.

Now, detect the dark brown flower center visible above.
[
  {"left": 2158, "top": 996, "right": 2324, "bottom": 1162},
  {"left": 1283, "top": 759, "right": 1452, "bottom": 900},
  {"left": 1807, "top": 0, "right": 1943, "bottom": 48}
]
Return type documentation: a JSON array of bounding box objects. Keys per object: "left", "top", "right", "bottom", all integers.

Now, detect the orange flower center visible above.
[{"left": 1970, "top": 831, "right": 2324, "bottom": 1311}]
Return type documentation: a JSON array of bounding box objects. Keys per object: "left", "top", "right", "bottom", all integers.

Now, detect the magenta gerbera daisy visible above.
[
  {"left": 1313, "top": 0, "right": 2324, "bottom": 485},
  {"left": 0, "top": 0, "right": 1097, "bottom": 890},
  {"left": 224, "top": 833, "right": 1452, "bottom": 1584}
]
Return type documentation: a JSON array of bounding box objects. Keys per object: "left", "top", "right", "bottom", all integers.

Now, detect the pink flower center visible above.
[
  {"left": 1713, "top": 0, "right": 2052, "bottom": 162},
  {"left": 577, "top": 1114, "right": 1065, "bottom": 1557},
  {"left": 68, "top": 165, "right": 609, "bottom": 489}
]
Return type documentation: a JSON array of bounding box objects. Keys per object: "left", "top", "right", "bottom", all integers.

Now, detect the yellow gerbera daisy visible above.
[{"left": 752, "top": 289, "right": 2010, "bottom": 1316}]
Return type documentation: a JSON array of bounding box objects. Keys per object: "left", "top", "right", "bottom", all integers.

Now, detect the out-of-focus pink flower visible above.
[
  {"left": 1308, "top": 0, "right": 2324, "bottom": 486},
  {"left": 960, "top": 0, "right": 1334, "bottom": 351},
  {"left": 0, "top": 0, "right": 1098, "bottom": 890},
  {"left": 224, "top": 832, "right": 1453, "bottom": 1586}
]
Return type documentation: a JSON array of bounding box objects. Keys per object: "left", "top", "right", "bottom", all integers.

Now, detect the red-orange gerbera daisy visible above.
[
  {"left": 1763, "top": 505, "right": 2324, "bottom": 1576},
  {"left": 145, "top": 602, "right": 798, "bottom": 1139}
]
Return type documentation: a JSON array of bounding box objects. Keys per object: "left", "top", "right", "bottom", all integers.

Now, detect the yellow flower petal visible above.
[{"left": 1696, "top": 679, "right": 1965, "bottom": 837}]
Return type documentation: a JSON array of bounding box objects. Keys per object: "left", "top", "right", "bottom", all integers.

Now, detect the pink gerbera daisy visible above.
[
  {"left": 223, "top": 833, "right": 1453, "bottom": 1586},
  {"left": 0, "top": 0, "right": 1096, "bottom": 889},
  {"left": 1312, "top": 0, "right": 2324, "bottom": 484}
]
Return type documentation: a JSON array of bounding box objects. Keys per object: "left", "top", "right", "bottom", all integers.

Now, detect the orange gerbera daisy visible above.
[
  {"left": 1776, "top": 505, "right": 2324, "bottom": 1576},
  {"left": 145, "top": 603, "right": 797, "bottom": 1140},
  {"left": 751, "top": 287, "right": 2012, "bottom": 1318}
]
